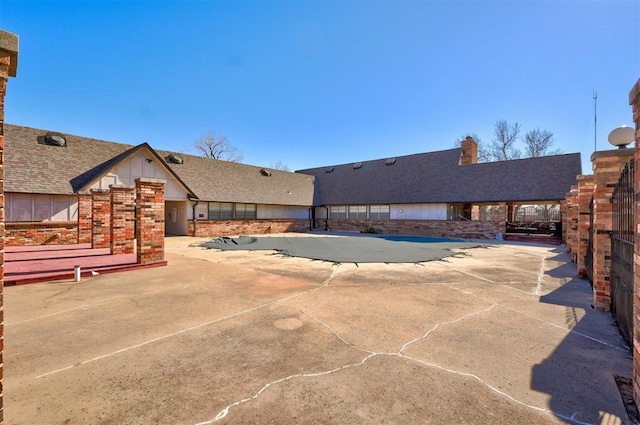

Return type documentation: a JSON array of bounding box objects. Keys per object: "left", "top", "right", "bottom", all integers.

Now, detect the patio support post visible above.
[
  {"left": 497, "top": 202, "right": 507, "bottom": 235},
  {"left": 591, "top": 148, "right": 634, "bottom": 311},
  {"left": 110, "top": 185, "right": 135, "bottom": 255},
  {"left": 629, "top": 76, "right": 640, "bottom": 409},
  {"left": 0, "top": 28, "right": 18, "bottom": 425},
  {"left": 135, "top": 178, "right": 165, "bottom": 264}
]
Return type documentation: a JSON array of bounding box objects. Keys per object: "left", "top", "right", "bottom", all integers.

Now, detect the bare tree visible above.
[
  {"left": 490, "top": 120, "right": 521, "bottom": 161},
  {"left": 271, "top": 161, "right": 291, "bottom": 171},
  {"left": 523, "top": 128, "right": 561, "bottom": 158},
  {"left": 193, "top": 131, "right": 244, "bottom": 162},
  {"left": 453, "top": 133, "right": 492, "bottom": 163}
]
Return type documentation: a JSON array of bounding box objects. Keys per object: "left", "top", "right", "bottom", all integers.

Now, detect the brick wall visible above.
[
  {"left": 5, "top": 222, "right": 78, "bottom": 245},
  {"left": 136, "top": 178, "right": 165, "bottom": 264},
  {"left": 110, "top": 185, "right": 135, "bottom": 255},
  {"left": 91, "top": 189, "right": 111, "bottom": 249},
  {"left": 189, "top": 219, "right": 310, "bottom": 238},
  {"left": 629, "top": 76, "right": 640, "bottom": 410},
  {"left": 0, "top": 29, "right": 18, "bottom": 425},
  {"left": 319, "top": 219, "right": 500, "bottom": 239},
  {"left": 591, "top": 149, "right": 634, "bottom": 311},
  {"left": 78, "top": 194, "right": 92, "bottom": 244}
]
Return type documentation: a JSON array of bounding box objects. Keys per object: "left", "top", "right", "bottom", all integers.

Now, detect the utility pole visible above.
[{"left": 593, "top": 89, "right": 598, "bottom": 151}]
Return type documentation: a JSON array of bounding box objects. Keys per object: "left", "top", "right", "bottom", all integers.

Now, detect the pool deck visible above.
[
  {"left": 4, "top": 243, "right": 166, "bottom": 285},
  {"left": 5, "top": 235, "right": 633, "bottom": 424}
]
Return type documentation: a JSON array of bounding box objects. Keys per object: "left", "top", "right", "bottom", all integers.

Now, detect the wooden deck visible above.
[{"left": 5, "top": 244, "right": 167, "bottom": 285}]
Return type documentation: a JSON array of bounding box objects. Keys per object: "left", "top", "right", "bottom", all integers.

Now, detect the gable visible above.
[{"left": 88, "top": 147, "right": 191, "bottom": 201}]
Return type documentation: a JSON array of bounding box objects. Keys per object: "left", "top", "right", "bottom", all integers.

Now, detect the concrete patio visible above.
[{"left": 4, "top": 235, "right": 633, "bottom": 424}]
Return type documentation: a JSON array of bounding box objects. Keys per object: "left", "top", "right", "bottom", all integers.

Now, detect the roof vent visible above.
[
  {"left": 353, "top": 162, "right": 363, "bottom": 169},
  {"left": 260, "top": 168, "right": 272, "bottom": 177},
  {"left": 385, "top": 158, "right": 396, "bottom": 166},
  {"left": 166, "top": 154, "right": 184, "bottom": 164},
  {"left": 38, "top": 132, "right": 67, "bottom": 147},
  {"left": 326, "top": 167, "right": 335, "bottom": 173}
]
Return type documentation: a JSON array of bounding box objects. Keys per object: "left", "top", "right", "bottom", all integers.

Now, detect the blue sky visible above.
[{"left": 1, "top": 1, "right": 638, "bottom": 173}]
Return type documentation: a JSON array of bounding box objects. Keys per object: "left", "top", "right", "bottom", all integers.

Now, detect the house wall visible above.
[
  {"left": 391, "top": 204, "right": 447, "bottom": 220},
  {"left": 5, "top": 193, "right": 78, "bottom": 222},
  {"left": 90, "top": 150, "right": 188, "bottom": 201},
  {"left": 317, "top": 219, "right": 499, "bottom": 239},
  {"left": 166, "top": 200, "right": 188, "bottom": 235},
  {"left": 257, "top": 205, "right": 310, "bottom": 219},
  {"left": 188, "top": 219, "right": 311, "bottom": 237},
  {"left": 313, "top": 204, "right": 448, "bottom": 220}
]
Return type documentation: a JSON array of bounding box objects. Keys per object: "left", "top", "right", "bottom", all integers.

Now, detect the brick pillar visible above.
[
  {"left": 77, "top": 194, "right": 92, "bottom": 244},
  {"left": 566, "top": 186, "right": 579, "bottom": 261},
  {"left": 110, "top": 185, "right": 135, "bottom": 255},
  {"left": 629, "top": 76, "right": 640, "bottom": 410},
  {"left": 576, "top": 175, "right": 594, "bottom": 277},
  {"left": 497, "top": 202, "right": 507, "bottom": 235},
  {"left": 591, "top": 148, "right": 634, "bottom": 311},
  {"left": 135, "top": 178, "right": 165, "bottom": 264},
  {"left": 0, "top": 29, "right": 19, "bottom": 425},
  {"left": 91, "top": 189, "right": 111, "bottom": 249}
]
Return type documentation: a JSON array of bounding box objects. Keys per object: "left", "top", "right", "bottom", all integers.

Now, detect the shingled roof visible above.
[
  {"left": 5, "top": 124, "right": 135, "bottom": 195},
  {"left": 156, "top": 150, "right": 315, "bottom": 206},
  {"left": 4, "top": 124, "right": 315, "bottom": 206},
  {"left": 296, "top": 149, "right": 582, "bottom": 205}
]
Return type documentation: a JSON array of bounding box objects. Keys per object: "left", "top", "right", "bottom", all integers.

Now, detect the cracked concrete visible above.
[{"left": 5, "top": 235, "right": 633, "bottom": 424}]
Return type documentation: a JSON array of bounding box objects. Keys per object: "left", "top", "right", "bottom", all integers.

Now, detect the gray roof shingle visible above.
[
  {"left": 296, "top": 149, "right": 582, "bottom": 205},
  {"left": 5, "top": 124, "right": 315, "bottom": 206}
]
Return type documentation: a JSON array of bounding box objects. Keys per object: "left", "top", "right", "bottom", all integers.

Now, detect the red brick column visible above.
[
  {"left": 0, "top": 29, "right": 19, "bottom": 425},
  {"left": 77, "top": 194, "right": 92, "bottom": 244},
  {"left": 576, "top": 175, "right": 594, "bottom": 277},
  {"left": 591, "top": 149, "right": 634, "bottom": 310},
  {"left": 629, "top": 76, "right": 640, "bottom": 409},
  {"left": 91, "top": 189, "right": 111, "bottom": 249},
  {"left": 565, "top": 186, "right": 579, "bottom": 260},
  {"left": 136, "top": 178, "right": 165, "bottom": 264},
  {"left": 110, "top": 185, "right": 135, "bottom": 255}
]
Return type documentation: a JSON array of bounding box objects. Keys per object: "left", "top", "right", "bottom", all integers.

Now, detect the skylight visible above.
[
  {"left": 385, "top": 158, "right": 396, "bottom": 166},
  {"left": 353, "top": 162, "right": 363, "bottom": 169}
]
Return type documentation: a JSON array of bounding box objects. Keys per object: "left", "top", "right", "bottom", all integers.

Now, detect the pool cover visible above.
[{"left": 200, "top": 235, "right": 489, "bottom": 263}]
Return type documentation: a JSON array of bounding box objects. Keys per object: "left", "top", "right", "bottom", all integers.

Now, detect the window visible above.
[
  {"left": 369, "top": 205, "right": 390, "bottom": 220},
  {"left": 348, "top": 205, "right": 367, "bottom": 220},
  {"left": 208, "top": 202, "right": 234, "bottom": 220},
  {"left": 329, "top": 205, "right": 347, "bottom": 219},
  {"left": 235, "top": 203, "right": 257, "bottom": 220}
]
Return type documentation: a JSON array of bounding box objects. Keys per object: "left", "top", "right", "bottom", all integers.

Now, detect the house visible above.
[
  {"left": 4, "top": 124, "right": 315, "bottom": 245},
  {"left": 4, "top": 126, "right": 581, "bottom": 245},
  {"left": 299, "top": 138, "right": 582, "bottom": 238}
]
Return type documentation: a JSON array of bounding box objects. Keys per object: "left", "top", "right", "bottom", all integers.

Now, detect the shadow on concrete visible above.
[{"left": 531, "top": 250, "right": 632, "bottom": 424}]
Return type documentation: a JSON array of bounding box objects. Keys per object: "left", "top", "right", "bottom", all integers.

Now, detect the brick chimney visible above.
[{"left": 460, "top": 136, "right": 478, "bottom": 165}]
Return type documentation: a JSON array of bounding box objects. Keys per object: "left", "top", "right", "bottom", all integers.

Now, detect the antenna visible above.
[{"left": 593, "top": 89, "right": 598, "bottom": 151}]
